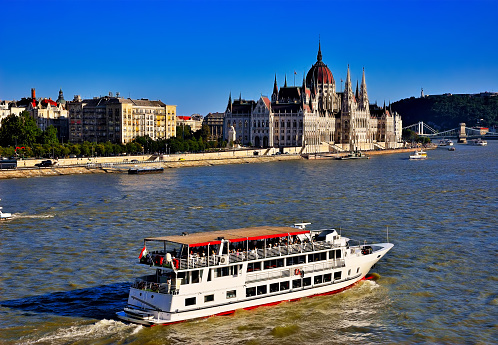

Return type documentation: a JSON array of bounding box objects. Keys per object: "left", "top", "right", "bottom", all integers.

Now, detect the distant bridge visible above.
[{"left": 403, "top": 122, "right": 498, "bottom": 140}]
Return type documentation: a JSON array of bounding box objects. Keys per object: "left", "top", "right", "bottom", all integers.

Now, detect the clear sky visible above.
[{"left": 1, "top": 0, "right": 496, "bottom": 116}]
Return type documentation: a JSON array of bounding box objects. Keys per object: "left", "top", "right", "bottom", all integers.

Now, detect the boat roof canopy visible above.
[{"left": 145, "top": 226, "right": 310, "bottom": 247}]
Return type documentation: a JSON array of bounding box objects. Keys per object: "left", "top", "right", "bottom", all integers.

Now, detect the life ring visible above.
[{"left": 295, "top": 268, "right": 301, "bottom": 276}]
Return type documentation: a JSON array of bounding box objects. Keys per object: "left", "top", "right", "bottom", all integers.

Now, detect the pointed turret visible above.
[
  {"left": 227, "top": 92, "right": 232, "bottom": 112},
  {"left": 359, "top": 67, "right": 369, "bottom": 111},
  {"left": 317, "top": 38, "right": 322, "bottom": 62},
  {"left": 272, "top": 74, "right": 279, "bottom": 102},
  {"left": 284, "top": 74, "right": 288, "bottom": 88},
  {"left": 355, "top": 80, "right": 359, "bottom": 101},
  {"left": 345, "top": 64, "right": 353, "bottom": 96}
]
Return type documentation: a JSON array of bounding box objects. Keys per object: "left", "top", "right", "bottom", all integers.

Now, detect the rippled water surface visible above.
[{"left": 0, "top": 143, "right": 497, "bottom": 344}]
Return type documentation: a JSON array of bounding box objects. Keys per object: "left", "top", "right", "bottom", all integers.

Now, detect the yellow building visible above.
[{"left": 68, "top": 96, "right": 177, "bottom": 144}]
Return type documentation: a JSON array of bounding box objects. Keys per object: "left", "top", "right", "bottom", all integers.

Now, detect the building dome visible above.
[{"left": 306, "top": 42, "right": 334, "bottom": 86}]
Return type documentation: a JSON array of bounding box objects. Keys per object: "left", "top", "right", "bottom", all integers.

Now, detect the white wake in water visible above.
[
  {"left": 29, "top": 319, "right": 142, "bottom": 344},
  {"left": 10, "top": 213, "right": 55, "bottom": 219}
]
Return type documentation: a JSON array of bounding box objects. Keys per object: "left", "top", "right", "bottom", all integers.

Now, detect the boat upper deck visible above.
[{"left": 145, "top": 226, "right": 310, "bottom": 247}]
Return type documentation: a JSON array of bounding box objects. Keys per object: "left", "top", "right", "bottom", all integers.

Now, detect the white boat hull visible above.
[{"left": 117, "top": 242, "right": 392, "bottom": 326}]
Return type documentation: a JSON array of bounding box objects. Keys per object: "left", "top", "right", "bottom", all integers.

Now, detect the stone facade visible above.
[
  {"left": 224, "top": 42, "right": 403, "bottom": 152},
  {"left": 203, "top": 112, "right": 224, "bottom": 140},
  {"left": 67, "top": 96, "right": 176, "bottom": 144}
]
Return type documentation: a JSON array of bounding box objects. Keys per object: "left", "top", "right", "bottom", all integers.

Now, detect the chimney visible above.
[{"left": 31, "top": 88, "right": 36, "bottom": 100}]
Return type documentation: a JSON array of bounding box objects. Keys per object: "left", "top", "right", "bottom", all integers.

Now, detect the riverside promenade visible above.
[{"left": 0, "top": 146, "right": 433, "bottom": 180}]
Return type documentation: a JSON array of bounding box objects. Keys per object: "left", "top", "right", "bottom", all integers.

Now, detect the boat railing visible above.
[
  {"left": 146, "top": 240, "right": 339, "bottom": 270},
  {"left": 246, "top": 268, "right": 291, "bottom": 283},
  {"left": 131, "top": 278, "right": 180, "bottom": 295}
]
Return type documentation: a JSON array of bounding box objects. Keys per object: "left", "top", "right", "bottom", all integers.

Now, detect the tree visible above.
[
  {"left": 0, "top": 111, "right": 41, "bottom": 146},
  {"left": 40, "top": 125, "right": 59, "bottom": 145}
]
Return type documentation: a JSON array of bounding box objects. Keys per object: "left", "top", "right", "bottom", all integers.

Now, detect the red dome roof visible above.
[{"left": 306, "top": 43, "right": 334, "bottom": 86}]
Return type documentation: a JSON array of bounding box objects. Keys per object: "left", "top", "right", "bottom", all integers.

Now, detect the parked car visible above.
[{"left": 35, "top": 160, "right": 57, "bottom": 167}]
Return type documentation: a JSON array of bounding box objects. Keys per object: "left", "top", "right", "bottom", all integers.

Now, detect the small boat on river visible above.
[
  {"left": 336, "top": 151, "right": 369, "bottom": 160},
  {"left": 0, "top": 200, "right": 12, "bottom": 220},
  {"left": 469, "top": 138, "right": 487, "bottom": 146},
  {"left": 409, "top": 150, "right": 427, "bottom": 160},
  {"left": 438, "top": 139, "right": 454, "bottom": 147},
  {"left": 117, "top": 223, "right": 393, "bottom": 326},
  {"left": 128, "top": 167, "right": 164, "bottom": 174}
]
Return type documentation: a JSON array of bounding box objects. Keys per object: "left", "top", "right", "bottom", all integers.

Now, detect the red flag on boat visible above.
[{"left": 139, "top": 245, "right": 147, "bottom": 259}]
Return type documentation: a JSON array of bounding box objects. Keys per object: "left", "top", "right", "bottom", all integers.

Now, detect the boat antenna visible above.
[{"left": 386, "top": 226, "right": 389, "bottom": 243}]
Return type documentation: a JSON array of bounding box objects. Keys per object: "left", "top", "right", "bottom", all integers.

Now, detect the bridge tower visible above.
[{"left": 458, "top": 123, "right": 467, "bottom": 143}]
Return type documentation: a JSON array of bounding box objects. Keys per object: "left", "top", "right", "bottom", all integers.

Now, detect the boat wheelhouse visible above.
[
  {"left": 117, "top": 223, "right": 393, "bottom": 326},
  {"left": 409, "top": 150, "right": 427, "bottom": 160}
]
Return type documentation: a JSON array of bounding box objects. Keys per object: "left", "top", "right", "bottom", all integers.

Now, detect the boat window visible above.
[
  {"left": 324, "top": 273, "right": 332, "bottom": 282},
  {"left": 270, "top": 283, "right": 279, "bottom": 293},
  {"left": 314, "top": 275, "right": 323, "bottom": 284},
  {"left": 246, "top": 287, "right": 256, "bottom": 297},
  {"left": 177, "top": 272, "right": 189, "bottom": 285},
  {"left": 204, "top": 294, "right": 214, "bottom": 303},
  {"left": 334, "top": 271, "right": 342, "bottom": 280},
  {"left": 257, "top": 285, "right": 267, "bottom": 295},
  {"left": 303, "top": 277, "right": 311, "bottom": 287},
  {"left": 207, "top": 268, "right": 212, "bottom": 281},
  {"left": 308, "top": 252, "right": 327, "bottom": 262},
  {"left": 226, "top": 290, "right": 236, "bottom": 299},
  {"left": 356, "top": 267, "right": 360, "bottom": 274},
  {"left": 264, "top": 259, "right": 277, "bottom": 270},
  {"left": 292, "top": 279, "right": 301, "bottom": 288},
  {"left": 280, "top": 281, "right": 289, "bottom": 290},
  {"left": 230, "top": 265, "right": 238, "bottom": 276},
  {"left": 185, "top": 297, "right": 196, "bottom": 306},
  {"left": 348, "top": 269, "right": 351, "bottom": 276},
  {"left": 248, "top": 262, "right": 261, "bottom": 272},
  {"left": 215, "top": 267, "right": 230, "bottom": 278},
  {"left": 286, "top": 255, "right": 306, "bottom": 266},
  {"left": 330, "top": 249, "right": 342, "bottom": 259}
]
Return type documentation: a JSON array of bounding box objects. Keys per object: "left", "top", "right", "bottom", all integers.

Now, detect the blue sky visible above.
[{"left": 1, "top": 0, "right": 497, "bottom": 117}]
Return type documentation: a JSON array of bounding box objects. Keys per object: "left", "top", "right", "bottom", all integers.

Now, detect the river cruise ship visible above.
[{"left": 117, "top": 223, "right": 393, "bottom": 326}]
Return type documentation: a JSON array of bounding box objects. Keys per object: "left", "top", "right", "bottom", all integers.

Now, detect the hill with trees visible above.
[{"left": 391, "top": 93, "right": 498, "bottom": 131}]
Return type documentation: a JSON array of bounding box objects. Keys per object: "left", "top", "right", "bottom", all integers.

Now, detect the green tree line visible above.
[
  {"left": 391, "top": 94, "right": 498, "bottom": 130},
  {"left": 0, "top": 112, "right": 225, "bottom": 158}
]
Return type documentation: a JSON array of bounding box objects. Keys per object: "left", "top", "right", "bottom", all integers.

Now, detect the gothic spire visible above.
[
  {"left": 273, "top": 74, "right": 278, "bottom": 94},
  {"left": 317, "top": 38, "right": 322, "bottom": 62},
  {"left": 360, "top": 67, "right": 369, "bottom": 109},
  {"left": 228, "top": 92, "right": 232, "bottom": 112},
  {"left": 284, "top": 74, "right": 287, "bottom": 88},
  {"left": 355, "top": 80, "right": 359, "bottom": 100},
  {"left": 345, "top": 64, "right": 352, "bottom": 92}
]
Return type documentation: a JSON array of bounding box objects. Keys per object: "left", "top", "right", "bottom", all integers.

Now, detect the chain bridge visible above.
[{"left": 403, "top": 122, "right": 497, "bottom": 142}]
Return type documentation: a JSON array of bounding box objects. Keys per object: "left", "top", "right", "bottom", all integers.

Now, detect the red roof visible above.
[
  {"left": 177, "top": 116, "right": 191, "bottom": 120},
  {"left": 262, "top": 96, "right": 271, "bottom": 109},
  {"left": 41, "top": 99, "right": 57, "bottom": 107}
]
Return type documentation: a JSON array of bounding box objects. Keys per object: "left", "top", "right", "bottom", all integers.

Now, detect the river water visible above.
[{"left": 0, "top": 142, "right": 496, "bottom": 345}]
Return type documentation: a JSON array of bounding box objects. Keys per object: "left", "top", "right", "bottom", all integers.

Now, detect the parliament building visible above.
[{"left": 224, "top": 42, "right": 402, "bottom": 152}]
